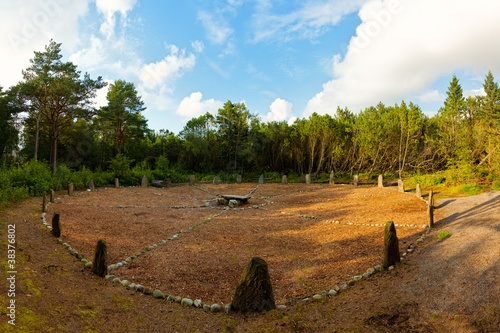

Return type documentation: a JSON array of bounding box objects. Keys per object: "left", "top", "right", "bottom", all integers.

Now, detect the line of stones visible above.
[{"left": 41, "top": 183, "right": 433, "bottom": 313}]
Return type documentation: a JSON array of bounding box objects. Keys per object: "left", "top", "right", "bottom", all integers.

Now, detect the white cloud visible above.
[
  {"left": 191, "top": 40, "right": 205, "bottom": 53},
  {"left": 0, "top": 0, "right": 91, "bottom": 88},
  {"left": 253, "top": 0, "right": 366, "bottom": 42},
  {"left": 91, "top": 79, "right": 114, "bottom": 108},
  {"left": 198, "top": 10, "right": 234, "bottom": 45},
  {"left": 176, "top": 92, "right": 223, "bottom": 119},
  {"left": 304, "top": 0, "right": 500, "bottom": 117},
  {"left": 419, "top": 90, "right": 445, "bottom": 103},
  {"left": 94, "top": 0, "right": 138, "bottom": 39},
  {"left": 261, "top": 98, "right": 293, "bottom": 123}
]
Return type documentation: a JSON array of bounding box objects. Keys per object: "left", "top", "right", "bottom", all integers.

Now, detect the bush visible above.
[{"left": 10, "top": 160, "right": 53, "bottom": 195}]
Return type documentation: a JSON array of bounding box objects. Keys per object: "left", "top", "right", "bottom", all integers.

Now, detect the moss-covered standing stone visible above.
[
  {"left": 42, "top": 192, "right": 47, "bottom": 213},
  {"left": 237, "top": 175, "right": 242, "bottom": 184},
  {"left": 416, "top": 184, "right": 422, "bottom": 199},
  {"left": 378, "top": 175, "right": 384, "bottom": 187},
  {"left": 114, "top": 178, "right": 119, "bottom": 188},
  {"left": 232, "top": 257, "right": 275, "bottom": 312},
  {"left": 329, "top": 171, "right": 334, "bottom": 185},
  {"left": 383, "top": 221, "right": 400, "bottom": 268},
  {"left": 398, "top": 179, "right": 405, "bottom": 193},
  {"left": 282, "top": 175, "right": 288, "bottom": 184},
  {"left": 353, "top": 175, "right": 358, "bottom": 186},
  {"left": 91, "top": 239, "right": 108, "bottom": 277},
  {"left": 68, "top": 183, "right": 74, "bottom": 196},
  {"left": 50, "top": 189, "right": 55, "bottom": 203},
  {"left": 89, "top": 179, "right": 95, "bottom": 191},
  {"left": 141, "top": 174, "right": 148, "bottom": 187},
  {"left": 189, "top": 175, "right": 195, "bottom": 185},
  {"left": 51, "top": 212, "right": 61, "bottom": 237},
  {"left": 259, "top": 175, "right": 264, "bottom": 184}
]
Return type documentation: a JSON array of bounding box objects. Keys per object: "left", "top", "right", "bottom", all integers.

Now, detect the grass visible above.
[{"left": 437, "top": 231, "right": 452, "bottom": 240}]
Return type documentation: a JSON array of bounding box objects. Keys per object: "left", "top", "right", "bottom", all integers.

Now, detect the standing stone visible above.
[
  {"left": 89, "top": 179, "right": 95, "bottom": 191},
  {"left": 91, "top": 239, "right": 108, "bottom": 277},
  {"left": 42, "top": 192, "right": 47, "bottom": 213},
  {"left": 383, "top": 221, "right": 400, "bottom": 268},
  {"left": 213, "top": 176, "right": 218, "bottom": 185},
  {"left": 166, "top": 178, "right": 172, "bottom": 187},
  {"left": 189, "top": 175, "right": 195, "bottom": 185},
  {"left": 416, "top": 184, "right": 422, "bottom": 199},
  {"left": 398, "top": 179, "right": 405, "bottom": 193},
  {"left": 378, "top": 175, "right": 384, "bottom": 188},
  {"left": 329, "top": 171, "right": 334, "bottom": 185},
  {"left": 237, "top": 175, "right": 242, "bottom": 184},
  {"left": 305, "top": 174, "right": 311, "bottom": 184},
  {"left": 282, "top": 175, "right": 288, "bottom": 184},
  {"left": 50, "top": 189, "right": 54, "bottom": 203},
  {"left": 353, "top": 175, "right": 359, "bottom": 186},
  {"left": 232, "top": 257, "right": 276, "bottom": 312},
  {"left": 141, "top": 174, "right": 148, "bottom": 187},
  {"left": 428, "top": 190, "right": 434, "bottom": 228},
  {"left": 114, "top": 178, "right": 119, "bottom": 188},
  {"left": 51, "top": 212, "right": 61, "bottom": 238},
  {"left": 259, "top": 175, "right": 264, "bottom": 184},
  {"left": 68, "top": 183, "right": 74, "bottom": 196}
]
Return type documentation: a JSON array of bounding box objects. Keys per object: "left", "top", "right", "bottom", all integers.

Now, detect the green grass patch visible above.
[{"left": 437, "top": 231, "right": 452, "bottom": 240}]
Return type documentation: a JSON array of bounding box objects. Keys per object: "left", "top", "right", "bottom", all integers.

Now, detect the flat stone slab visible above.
[{"left": 222, "top": 195, "right": 250, "bottom": 204}]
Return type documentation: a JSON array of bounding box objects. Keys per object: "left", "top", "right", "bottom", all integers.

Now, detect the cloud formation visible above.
[
  {"left": 260, "top": 98, "right": 294, "bottom": 123},
  {"left": 304, "top": 0, "right": 500, "bottom": 117},
  {"left": 94, "top": 0, "right": 138, "bottom": 39},
  {"left": 176, "top": 92, "right": 223, "bottom": 119}
]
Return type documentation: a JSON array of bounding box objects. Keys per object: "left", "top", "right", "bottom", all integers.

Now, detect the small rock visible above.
[
  {"left": 117, "top": 263, "right": 123, "bottom": 267},
  {"left": 135, "top": 285, "right": 144, "bottom": 292},
  {"left": 210, "top": 304, "right": 222, "bottom": 313},
  {"left": 174, "top": 296, "right": 182, "bottom": 303},
  {"left": 277, "top": 305, "right": 287, "bottom": 311},
  {"left": 143, "top": 287, "right": 153, "bottom": 295},
  {"left": 320, "top": 290, "right": 327, "bottom": 296},
  {"left": 312, "top": 294, "right": 323, "bottom": 301},
  {"left": 407, "top": 248, "right": 414, "bottom": 253},
  {"left": 194, "top": 299, "right": 202, "bottom": 308},
  {"left": 339, "top": 283, "right": 348, "bottom": 291},
  {"left": 166, "top": 295, "right": 175, "bottom": 302},
  {"left": 333, "top": 285, "right": 340, "bottom": 292},
  {"left": 224, "top": 303, "right": 232, "bottom": 313},
  {"left": 120, "top": 280, "right": 131, "bottom": 287},
  {"left": 105, "top": 275, "right": 115, "bottom": 280},
  {"left": 81, "top": 259, "right": 88, "bottom": 263},
  {"left": 374, "top": 265, "right": 384, "bottom": 272},
  {"left": 85, "top": 262, "right": 93, "bottom": 269},
  {"left": 181, "top": 298, "right": 193, "bottom": 307},
  {"left": 203, "top": 304, "right": 211, "bottom": 311},
  {"left": 388, "top": 265, "right": 395, "bottom": 271},
  {"left": 128, "top": 283, "right": 136, "bottom": 290},
  {"left": 112, "top": 277, "right": 121, "bottom": 284},
  {"left": 328, "top": 289, "right": 337, "bottom": 296},
  {"left": 348, "top": 280, "right": 356, "bottom": 286},
  {"left": 302, "top": 298, "right": 310, "bottom": 302},
  {"left": 366, "top": 268, "right": 376, "bottom": 275},
  {"left": 353, "top": 275, "right": 362, "bottom": 281},
  {"left": 153, "top": 290, "right": 165, "bottom": 299},
  {"left": 362, "top": 272, "right": 371, "bottom": 278}
]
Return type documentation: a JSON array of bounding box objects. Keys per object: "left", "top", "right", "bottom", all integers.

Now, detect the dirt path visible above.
[{"left": 0, "top": 189, "right": 498, "bottom": 332}]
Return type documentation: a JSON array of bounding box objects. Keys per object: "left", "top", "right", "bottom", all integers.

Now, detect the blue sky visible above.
[{"left": 1, "top": 0, "right": 500, "bottom": 134}]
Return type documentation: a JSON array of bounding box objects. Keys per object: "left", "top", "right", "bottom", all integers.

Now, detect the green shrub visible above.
[{"left": 10, "top": 160, "right": 53, "bottom": 195}]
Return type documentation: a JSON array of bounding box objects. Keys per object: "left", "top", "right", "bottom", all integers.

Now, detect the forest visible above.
[{"left": 1, "top": 40, "right": 500, "bottom": 206}]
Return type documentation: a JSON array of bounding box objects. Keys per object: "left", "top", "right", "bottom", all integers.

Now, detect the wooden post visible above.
[{"left": 428, "top": 190, "right": 434, "bottom": 228}]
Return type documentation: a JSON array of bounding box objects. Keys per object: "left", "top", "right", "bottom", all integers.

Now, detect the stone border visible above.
[{"left": 40, "top": 182, "right": 432, "bottom": 313}]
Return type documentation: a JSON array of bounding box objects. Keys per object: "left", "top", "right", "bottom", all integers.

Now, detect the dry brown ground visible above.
[{"left": 0, "top": 183, "right": 498, "bottom": 332}]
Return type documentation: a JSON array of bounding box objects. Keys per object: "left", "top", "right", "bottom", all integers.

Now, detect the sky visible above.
[{"left": 1, "top": 0, "right": 500, "bottom": 134}]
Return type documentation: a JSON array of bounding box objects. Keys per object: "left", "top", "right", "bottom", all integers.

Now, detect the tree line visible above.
[{"left": 2, "top": 40, "right": 500, "bottom": 182}]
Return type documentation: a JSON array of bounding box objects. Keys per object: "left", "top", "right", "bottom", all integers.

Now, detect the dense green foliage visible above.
[{"left": 2, "top": 41, "right": 500, "bottom": 207}]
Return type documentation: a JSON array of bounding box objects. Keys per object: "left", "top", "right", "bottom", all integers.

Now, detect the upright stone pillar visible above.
[
  {"left": 397, "top": 179, "right": 405, "bottom": 193},
  {"left": 91, "top": 239, "right": 108, "bottom": 277},
  {"left": 428, "top": 190, "right": 434, "bottom": 228},
  {"left": 282, "top": 175, "right": 288, "bottom": 184},
  {"left": 259, "top": 175, "right": 264, "bottom": 184},
  {"left": 141, "top": 174, "right": 148, "bottom": 187},
  {"left": 42, "top": 192, "right": 47, "bottom": 213},
  {"left": 383, "top": 221, "right": 400, "bottom": 268},
  {"left": 232, "top": 257, "right": 276, "bottom": 312},
  {"left": 166, "top": 178, "right": 172, "bottom": 187},
  {"left": 378, "top": 175, "right": 384, "bottom": 187},
  {"left": 329, "top": 171, "right": 334, "bottom": 185},
  {"left": 189, "top": 175, "right": 195, "bottom": 185},
  {"left": 305, "top": 174, "right": 311, "bottom": 184},
  {"left": 51, "top": 212, "right": 61, "bottom": 238},
  {"left": 114, "top": 178, "right": 119, "bottom": 188},
  {"left": 353, "top": 175, "right": 358, "bottom": 186},
  {"left": 213, "top": 176, "right": 218, "bottom": 185},
  {"left": 68, "top": 183, "right": 74, "bottom": 196},
  {"left": 237, "top": 175, "right": 242, "bottom": 184},
  {"left": 89, "top": 179, "right": 95, "bottom": 191},
  {"left": 50, "top": 189, "right": 55, "bottom": 203},
  {"left": 416, "top": 184, "right": 422, "bottom": 199}
]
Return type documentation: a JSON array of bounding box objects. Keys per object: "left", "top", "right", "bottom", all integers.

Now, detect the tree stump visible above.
[
  {"left": 91, "top": 239, "right": 108, "bottom": 277},
  {"left": 398, "top": 179, "right": 405, "bottom": 193},
  {"left": 353, "top": 175, "right": 359, "bottom": 186},
  {"left": 383, "top": 221, "right": 400, "bottom": 268},
  {"left": 68, "top": 183, "right": 74, "bottom": 196},
  {"left": 259, "top": 175, "right": 264, "bottom": 184},
  {"left": 51, "top": 212, "right": 61, "bottom": 238},
  {"left": 329, "top": 171, "right": 334, "bottom": 185},
  {"left": 232, "top": 257, "right": 276, "bottom": 312},
  {"left": 141, "top": 174, "right": 148, "bottom": 187},
  {"left": 416, "top": 184, "right": 422, "bottom": 199},
  {"left": 305, "top": 174, "right": 311, "bottom": 184},
  {"left": 428, "top": 190, "right": 434, "bottom": 228},
  {"left": 114, "top": 178, "right": 119, "bottom": 188},
  {"left": 378, "top": 175, "right": 384, "bottom": 187},
  {"left": 282, "top": 175, "right": 288, "bottom": 184},
  {"left": 89, "top": 179, "right": 95, "bottom": 191}
]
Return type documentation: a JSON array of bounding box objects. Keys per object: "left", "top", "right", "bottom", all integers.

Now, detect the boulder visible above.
[
  {"left": 91, "top": 239, "right": 108, "bottom": 277},
  {"left": 232, "top": 257, "right": 276, "bottom": 312},
  {"left": 51, "top": 212, "right": 61, "bottom": 238}
]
